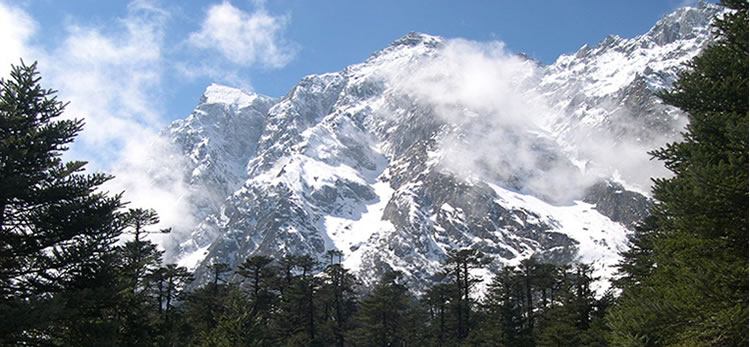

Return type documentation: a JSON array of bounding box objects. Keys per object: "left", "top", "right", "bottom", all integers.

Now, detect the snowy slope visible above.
[
  {"left": 538, "top": 1, "right": 724, "bottom": 192},
  {"left": 163, "top": 84, "right": 278, "bottom": 268},
  {"left": 160, "top": 3, "right": 724, "bottom": 291}
]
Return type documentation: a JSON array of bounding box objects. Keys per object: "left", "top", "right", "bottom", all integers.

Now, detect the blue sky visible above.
[
  {"left": 0, "top": 0, "right": 713, "bottom": 233},
  {"left": 0, "top": 0, "right": 709, "bottom": 169}
]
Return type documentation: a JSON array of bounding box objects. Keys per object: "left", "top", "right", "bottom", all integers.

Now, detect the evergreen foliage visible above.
[
  {"left": 349, "top": 270, "right": 414, "bottom": 346},
  {"left": 318, "top": 263, "right": 357, "bottom": 347},
  {"left": 478, "top": 266, "right": 528, "bottom": 346},
  {"left": 445, "top": 248, "right": 489, "bottom": 341},
  {"left": 1, "top": 3, "right": 743, "bottom": 341},
  {"left": 608, "top": 1, "right": 748, "bottom": 346},
  {"left": 0, "top": 61, "right": 124, "bottom": 345}
]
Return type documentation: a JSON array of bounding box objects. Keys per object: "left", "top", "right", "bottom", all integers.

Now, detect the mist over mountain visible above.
[{"left": 149, "top": 3, "right": 724, "bottom": 291}]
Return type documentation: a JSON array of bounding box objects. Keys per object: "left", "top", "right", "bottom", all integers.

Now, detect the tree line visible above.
[
  {"left": 0, "top": 59, "right": 607, "bottom": 346},
  {"left": 0, "top": 0, "right": 746, "bottom": 345},
  {"left": 0, "top": 61, "right": 611, "bottom": 347}
]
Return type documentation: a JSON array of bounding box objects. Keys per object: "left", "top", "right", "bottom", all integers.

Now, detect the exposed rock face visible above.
[
  {"left": 166, "top": 84, "right": 277, "bottom": 219},
  {"left": 583, "top": 181, "right": 652, "bottom": 229},
  {"left": 160, "top": 4, "right": 724, "bottom": 291}
]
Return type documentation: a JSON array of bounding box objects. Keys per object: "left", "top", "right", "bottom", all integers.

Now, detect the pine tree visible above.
[
  {"left": 198, "top": 285, "right": 260, "bottom": 347},
  {"left": 610, "top": 216, "right": 658, "bottom": 290},
  {"left": 51, "top": 250, "right": 124, "bottom": 346},
  {"left": 115, "top": 208, "right": 172, "bottom": 345},
  {"left": 297, "top": 254, "right": 321, "bottom": 343},
  {"left": 318, "top": 263, "right": 357, "bottom": 347},
  {"left": 270, "top": 254, "right": 322, "bottom": 345},
  {"left": 0, "top": 61, "right": 124, "bottom": 345},
  {"left": 537, "top": 304, "right": 583, "bottom": 347},
  {"left": 479, "top": 265, "right": 529, "bottom": 347},
  {"left": 150, "top": 264, "right": 192, "bottom": 326},
  {"left": 516, "top": 257, "right": 539, "bottom": 335},
  {"left": 445, "top": 248, "right": 489, "bottom": 340},
  {"left": 237, "top": 255, "right": 275, "bottom": 301},
  {"left": 422, "top": 282, "right": 453, "bottom": 346},
  {"left": 182, "top": 277, "right": 235, "bottom": 344},
  {"left": 608, "top": 1, "right": 748, "bottom": 346},
  {"left": 349, "top": 270, "right": 413, "bottom": 347},
  {"left": 538, "top": 263, "right": 608, "bottom": 347},
  {"left": 119, "top": 208, "right": 169, "bottom": 293},
  {"left": 236, "top": 255, "right": 278, "bottom": 343}
]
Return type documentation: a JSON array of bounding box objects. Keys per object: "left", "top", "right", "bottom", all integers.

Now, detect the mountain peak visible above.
[
  {"left": 390, "top": 31, "right": 443, "bottom": 48},
  {"left": 200, "top": 83, "right": 272, "bottom": 109},
  {"left": 162, "top": 2, "right": 719, "bottom": 293},
  {"left": 696, "top": 0, "right": 717, "bottom": 11},
  {"left": 645, "top": 1, "right": 723, "bottom": 45}
]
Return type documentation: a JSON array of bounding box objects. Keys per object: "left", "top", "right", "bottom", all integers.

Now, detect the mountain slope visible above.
[
  {"left": 161, "top": 3, "right": 724, "bottom": 291},
  {"left": 539, "top": 1, "right": 722, "bottom": 192}
]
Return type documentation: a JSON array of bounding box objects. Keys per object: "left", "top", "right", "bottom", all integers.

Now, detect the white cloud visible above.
[
  {"left": 0, "top": 1, "right": 37, "bottom": 75},
  {"left": 39, "top": 1, "right": 167, "bottom": 162},
  {"left": 381, "top": 39, "right": 594, "bottom": 202},
  {"left": 678, "top": 0, "right": 699, "bottom": 8},
  {"left": 43, "top": 2, "right": 200, "bottom": 240},
  {"left": 188, "top": 1, "right": 296, "bottom": 68},
  {"left": 0, "top": 0, "right": 300, "bottom": 248},
  {"left": 389, "top": 39, "right": 544, "bottom": 128},
  {"left": 0, "top": 1, "right": 196, "bottom": 241},
  {"left": 107, "top": 132, "right": 197, "bottom": 242},
  {"left": 381, "top": 38, "right": 662, "bottom": 202}
]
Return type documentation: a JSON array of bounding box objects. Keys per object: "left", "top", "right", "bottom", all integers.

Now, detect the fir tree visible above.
[
  {"left": 0, "top": 61, "right": 124, "bottom": 345},
  {"left": 194, "top": 284, "right": 257, "bottom": 347},
  {"left": 236, "top": 255, "right": 278, "bottom": 342},
  {"left": 538, "top": 264, "right": 609, "bottom": 347},
  {"left": 115, "top": 208, "right": 172, "bottom": 345},
  {"left": 422, "top": 282, "right": 453, "bottom": 346},
  {"left": 149, "top": 264, "right": 192, "bottom": 325},
  {"left": 445, "top": 248, "right": 489, "bottom": 340},
  {"left": 119, "top": 208, "right": 169, "bottom": 294},
  {"left": 270, "top": 254, "right": 322, "bottom": 345},
  {"left": 237, "top": 255, "right": 276, "bottom": 301},
  {"left": 349, "top": 270, "right": 413, "bottom": 347},
  {"left": 608, "top": 1, "right": 748, "bottom": 345},
  {"left": 479, "top": 265, "right": 529, "bottom": 347},
  {"left": 318, "top": 263, "right": 357, "bottom": 347},
  {"left": 182, "top": 279, "right": 235, "bottom": 344}
]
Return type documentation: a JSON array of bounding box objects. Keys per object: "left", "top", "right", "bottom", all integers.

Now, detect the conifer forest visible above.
[{"left": 0, "top": 1, "right": 746, "bottom": 346}]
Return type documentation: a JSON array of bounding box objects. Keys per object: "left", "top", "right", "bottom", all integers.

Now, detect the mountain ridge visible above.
[{"left": 157, "top": 3, "right": 725, "bottom": 292}]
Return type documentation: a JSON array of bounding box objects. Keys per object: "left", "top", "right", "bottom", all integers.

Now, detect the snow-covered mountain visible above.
[{"left": 160, "top": 3, "right": 724, "bottom": 292}]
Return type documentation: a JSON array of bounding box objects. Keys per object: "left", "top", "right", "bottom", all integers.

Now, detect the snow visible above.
[
  {"left": 487, "top": 182, "right": 629, "bottom": 293},
  {"left": 327, "top": 179, "right": 396, "bottom": 271},
  {"left": 163, "top": 5, "right": 719, "bottom": 292},
  {"left": 177, "top": 243, "right": 211, "bottom": 271},
  {"left": 203, "top": 83, "right": 259, "bottom": 109},
  {"left": 610, "top": 170, "right": 651, "bottom": 197},
  {"left": 543, "top": 3, "right": 720, "bottom": 102}
]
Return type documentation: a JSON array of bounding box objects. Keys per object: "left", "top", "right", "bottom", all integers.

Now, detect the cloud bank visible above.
[
  {"left": 383, "top": 38, "right": 668, "bottom": 202},
  {"left": 0, "top": 0, "right": 296, "bottom": 247}
]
